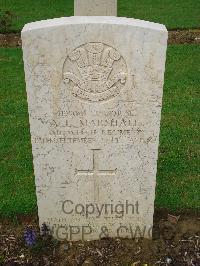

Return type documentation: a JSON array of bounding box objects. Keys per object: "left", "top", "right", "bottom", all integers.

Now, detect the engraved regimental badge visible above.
[{"left": 63, "top": 42, "right": 127, "bottom": 102}]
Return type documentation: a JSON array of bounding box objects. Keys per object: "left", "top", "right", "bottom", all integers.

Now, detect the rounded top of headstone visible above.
[{"left": 22, "top": 16, "right": 167, "bottom": 34}]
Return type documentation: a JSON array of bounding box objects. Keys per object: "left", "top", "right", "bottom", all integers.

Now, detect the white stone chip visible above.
[{"left": 74, "top": 0, "right": 117, "bottom": 16}]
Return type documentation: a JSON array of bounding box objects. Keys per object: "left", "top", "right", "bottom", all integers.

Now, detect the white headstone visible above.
[
  {"left": 22, "top": 16, "right": 167, "bottom": 241},
  {"left": 74, "top": 0, "right": 117, "bottom": 16}
]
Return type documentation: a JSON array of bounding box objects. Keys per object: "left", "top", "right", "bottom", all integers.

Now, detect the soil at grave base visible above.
[
  {"left": 0, "top": 30, "right": 200, "bottom": 47},
  {"left": 0, "top": 209, "right": 199, "bottom": 266}
]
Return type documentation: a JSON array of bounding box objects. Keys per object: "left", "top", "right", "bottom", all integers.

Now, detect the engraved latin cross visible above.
[{"left": 75, "top": 149, "right": 117, "bottom": 202}]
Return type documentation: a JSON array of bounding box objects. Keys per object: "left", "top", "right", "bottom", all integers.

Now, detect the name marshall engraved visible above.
[{"left": 62, "top": 118, "right": 136, "bottom": 128}]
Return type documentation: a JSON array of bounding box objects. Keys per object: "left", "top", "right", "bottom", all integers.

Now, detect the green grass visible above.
[
  {"left": 156, "top": 45, "right": 200, "bottom": 210},
  {"left": 0, "top": 48, "right": 37, "bottom": 215},
  {"left": 0, "top": 45, "right": 199, "bottom": 216},
  {"left": 0, "top": 0, "right": 200, "bottom": 33}
]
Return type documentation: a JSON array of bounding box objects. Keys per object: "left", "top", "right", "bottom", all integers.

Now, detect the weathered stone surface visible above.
[
  {"left": 22, "top": 16, "right": 168, "bottom": 241},
  {"left": 74, "top": 0, "right": 117, "bottom": 16}
]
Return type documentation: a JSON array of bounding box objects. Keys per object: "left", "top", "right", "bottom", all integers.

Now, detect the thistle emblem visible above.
[{"left": 63, "top": 42, "right": 127, "bottom": 102}]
